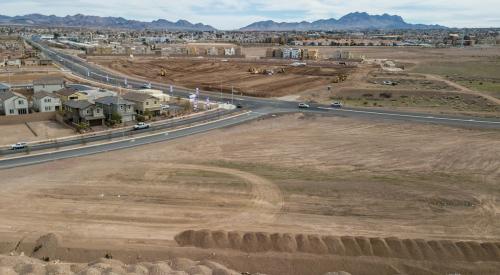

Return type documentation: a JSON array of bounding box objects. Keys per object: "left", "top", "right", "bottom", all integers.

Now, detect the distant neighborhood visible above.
[{"left": 0, "top": 75, "right": 196, "bottom": 132}]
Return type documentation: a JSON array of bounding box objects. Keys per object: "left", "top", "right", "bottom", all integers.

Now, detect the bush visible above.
[
  {"left": 136, "top": 115, "right": 146, "bottom": 122},
  {"left": 111, "top": 112, "right": 122, "bottom": 123},
  {"left": 362, "top": 93, "right": 373, "bottom": 97},
  {"left": 379, "top": 92, "right": 393, "bottom": 99}
]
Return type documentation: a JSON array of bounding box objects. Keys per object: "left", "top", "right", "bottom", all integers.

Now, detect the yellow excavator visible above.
[{"left": 159, "top": 68, "right": 167, "bottom": 77}]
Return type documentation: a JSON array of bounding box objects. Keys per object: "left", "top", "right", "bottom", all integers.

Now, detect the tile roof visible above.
[
  {"left": 64, "top": 100, "right": 93, "bottom": 109},
  {"left": 95, "top": 96, "right": 134, "bottom": 106},
  {"left": 33, "top": 77, "right": 65, "bottom": 85},
  {"left": 33, "top": 91, "right": 60, "bottom": 100},
  {"left": 122, "top": 92, "right": 156, "bottom": 102}
]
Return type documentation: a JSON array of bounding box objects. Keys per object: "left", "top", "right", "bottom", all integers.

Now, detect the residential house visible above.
[
  {"left": 6, "top": 59, "right": 21, "bottom": 67},
  {"left": 22, "top": 59, "right": 39, "bottom": 66},
  {"left": 67, "top": 84, "right": 117, "bottom": 101},
  {"left": 63, "top": 100, "right": 105, "bottom": 126},
  {"left": 0, "top": 91, "right": 29, "bottom": 116},
  {"left": 55, "top": 87, "right": 88, "bottom": 103},
  {"left": 95, "top": 96, "right": 136, "bottom": 123},
  {"left": 33, "top": 77, "right": 65, "bottom": 93},
  {"left": 122, "top": 92, "right": 161, "bottom": 116},
  {"left": 32, "top": 91, "right": 61, "bottom": 112},
  {"left": 0, "top": 83, "right": 10, "bottom": 93}
]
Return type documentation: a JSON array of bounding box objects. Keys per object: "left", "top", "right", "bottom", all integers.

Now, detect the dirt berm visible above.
[{"left": 175, "top": 230, "right": 500, "bottom": 262}]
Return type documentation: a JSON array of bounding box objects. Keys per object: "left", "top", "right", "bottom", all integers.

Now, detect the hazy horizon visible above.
[{"left": 1, "top": 0, "right": 499, "bottom": 30}]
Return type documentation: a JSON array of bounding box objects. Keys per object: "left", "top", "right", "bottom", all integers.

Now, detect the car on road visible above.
[
  {"left": 298, "top": 103, "right": 310, "bottom": 109},
  {"left": 331, "top": 102, "right": 343, "bottom": 108},
  {"left": 160, "top": 104, "right": 170, "bottom": 110},
  {"left": 10, "top": 142, "right": 27, "bottom": 150},
  {"left": 133, "top": 122, "right": 151, "bottom": 130},
  {"left": 236, "top": 102, "right": 243, "bottom": 108},
  {"left": 142, "top": 83, "right": 152, "bottom": 89}
]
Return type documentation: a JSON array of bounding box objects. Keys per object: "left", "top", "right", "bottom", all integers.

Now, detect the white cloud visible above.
[{"left": 1, "top": 0, "right": 499, "bottom": 29}]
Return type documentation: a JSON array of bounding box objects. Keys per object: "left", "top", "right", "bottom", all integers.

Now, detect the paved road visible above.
[
  {"left": 0, "top": 108, "right": 233, "bottom": 156},
  {"left": 0, "top": 111, "right": 263, "bottom": 169}
]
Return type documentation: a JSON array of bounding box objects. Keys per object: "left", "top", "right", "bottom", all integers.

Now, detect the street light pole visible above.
[{"left": 231, "top": 85, "right": 234, "bottom": 105}]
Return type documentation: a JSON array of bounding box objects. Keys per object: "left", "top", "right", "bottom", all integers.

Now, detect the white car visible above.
[
  {"left": 331, "top": 102, "right": 343, "bottom": 108},
  {"left": 298, "top": 103, "right": 310, "bottom": 109},
  {"left": 133, "top": 122, "right": 151, "bottom": 130},
  {"left": 10, "top": 142, "right": 27, "bottom": 150}
]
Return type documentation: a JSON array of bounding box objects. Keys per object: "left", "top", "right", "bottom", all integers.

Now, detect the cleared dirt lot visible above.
[
  {"left": 0, "top": 121, "right": 74, "bottom": 145},
  {"left": 0, "top": 114, "right": 499, "bottom": 274},
  {"left": 90, "top": 56, "right": 352, "bottom": 98}
]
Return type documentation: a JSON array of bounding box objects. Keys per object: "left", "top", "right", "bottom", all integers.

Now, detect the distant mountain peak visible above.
[
  {"left": 0, "top": 13, "right": 216, "bottom": 31},
  {"left": 241, "top": 12, "right": 446, "bottom": 31}
]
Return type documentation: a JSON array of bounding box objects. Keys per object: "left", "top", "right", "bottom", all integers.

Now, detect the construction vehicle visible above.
[{"left": 159, "top": 68, "right": 167, "bottom": 77}]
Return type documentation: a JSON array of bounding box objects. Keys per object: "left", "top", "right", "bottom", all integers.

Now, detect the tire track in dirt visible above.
[{"left": 151, "top": 163, "right": 284, "bottom": 228}]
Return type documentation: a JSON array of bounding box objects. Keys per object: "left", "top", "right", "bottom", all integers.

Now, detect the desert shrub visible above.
[{"left": 379, "top": 92, "right": 393, "bottom": 99}]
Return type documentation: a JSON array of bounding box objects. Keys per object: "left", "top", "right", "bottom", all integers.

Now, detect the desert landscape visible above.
[{"left": 0, "top": 113, "right": 499, "bottom": 274}]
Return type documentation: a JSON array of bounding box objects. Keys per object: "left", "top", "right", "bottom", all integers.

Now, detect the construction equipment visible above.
[{"left": 159, "top": 68, "right": 167, "bottom": 77}]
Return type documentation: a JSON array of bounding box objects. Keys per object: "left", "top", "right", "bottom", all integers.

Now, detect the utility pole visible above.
[{"left": 231, "top": 85, "right": 234, "bottom": 105}]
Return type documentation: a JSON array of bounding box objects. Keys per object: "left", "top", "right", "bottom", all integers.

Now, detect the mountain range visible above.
[
  {"left": 240, "top": 12, "right": 446, "bottom": 31},
  {"left": 0, "top": 14, "right": 216, "bottom": 31},
  {"left": 0, "top": 12, "right": 446, "bottom": 31}
]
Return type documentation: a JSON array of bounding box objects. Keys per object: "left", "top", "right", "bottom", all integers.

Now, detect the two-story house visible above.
[
  {"left": 122, "top": 92, "right": 161, "bottom": 116},
  {"left": 0, "top": 91, "right": 29, "bottom": 115},
  {"left": 55, "top": 87, "right": 88, "bottom": 103},
  {"left": 32, "top": 91, "right": 62, "bottom": 112},
  {"left": 33, "top": 77, "right": 66, "bottom": 93},
  {"left": 63, "top": 100, "right": 105, "bottom": 126},
  {"left": 95, "top": 96, "right": 136, "bottom": 123}
]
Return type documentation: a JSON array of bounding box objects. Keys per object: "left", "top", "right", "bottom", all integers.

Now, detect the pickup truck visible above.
[
  {"left": 133, "top": 122, "right": 151, "bottom": 130},
  {"left": 10, "top": 142, "right": 27, "bottom": 150}
]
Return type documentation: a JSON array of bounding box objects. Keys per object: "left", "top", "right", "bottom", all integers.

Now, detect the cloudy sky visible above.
[{"left": 1, "top": 0, "right": 499, "bottom": 29}]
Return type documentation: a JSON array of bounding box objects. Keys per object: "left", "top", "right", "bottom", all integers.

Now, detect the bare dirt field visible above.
[
  {"left": 90, "top": 56, "right": 353, "bottom": 98},
  {"left": 0, "top": 114, "right": 499, "bottom": 274},
  {"left": 0, "top": 70, "right": 64, "bottom": 84},
  {"left": 0, "top": 121, "right": 74, "bottom": 145}
]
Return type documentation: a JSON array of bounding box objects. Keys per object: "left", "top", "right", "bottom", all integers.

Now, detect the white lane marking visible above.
[{"left": 317, "top": 107, "right": 500, "bottom": 125}]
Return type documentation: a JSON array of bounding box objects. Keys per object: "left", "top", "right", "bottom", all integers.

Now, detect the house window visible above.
[
  {"left": 120, "top": 105, "right": 124, "bottom": 110},
  {"left": 96, "top": 109, "right": 100, "bottom": 113},
  {"left": 146, "top": 102, "right": 149, "bottom": 105},
  {"left": 45, "top": 106, "right": 51, "bottom": 111},
  {"left": 128, "top": 105, "right": 131, "bottom": 110},
  {"left": 9, "top": 109, "right": 14, "bottom": 114},
  {"left": 18, "top": 100, "right": 24, "bottom": 105},
  {"left": 154, "top": 101, "right": 157, "bottom": 104},
  {"left": 87, "top": 109, "right": 91, "bottom": 114}
]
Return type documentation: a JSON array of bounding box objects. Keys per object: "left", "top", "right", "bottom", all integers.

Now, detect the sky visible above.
[{"left": 1, "top": 0, "right": 499, "bottom": 29}]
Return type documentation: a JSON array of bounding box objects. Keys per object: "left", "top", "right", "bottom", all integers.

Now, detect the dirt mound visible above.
[
  {"left": 31, "top": 233, "right": 61, "bottom": 261},
  {"left": 0, "top": 255, "right": 260, "bottom": 275},
  {"left": 175, "top": 230, "right": 500, "bottom": 262}
]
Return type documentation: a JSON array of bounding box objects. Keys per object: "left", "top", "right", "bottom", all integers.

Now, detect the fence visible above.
[{"left": 0, "top": 112, "right": 56, "bottom": 125}]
